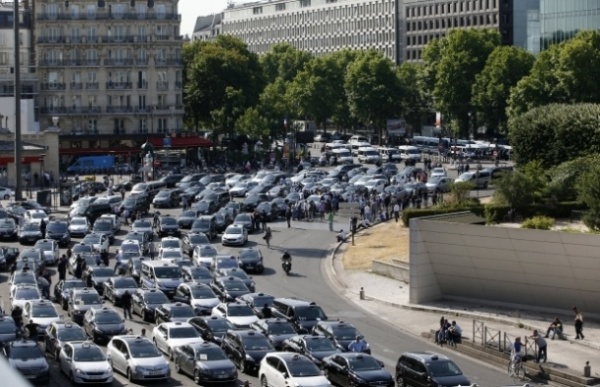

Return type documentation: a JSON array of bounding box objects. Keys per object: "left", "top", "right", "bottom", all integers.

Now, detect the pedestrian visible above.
[
  {"left": 140, "top": 328, "right": 146, "bottom": 337},
  {"left": 114, "top": 252, "right": 122, "bottom": 272},
  {"left": 37, "top": 274, "right": 50, "bottom": 299},
  {"left": 285, "top": 206, "right": 292, "bottom": 228},
  {"left": 261, "top": 303, "right": 272, "bottom": 318},
  {"left": 148, "top": 242, "right": 155, "bottom": 260},
  {"left": 393, "top": 202, "right": 401, "bottom": 223},
  {"left": 66, "top": 246, "right": 72, "bottom": 260},
  {"left": 261, "top": 213, "right": 268, "bottom": 231},
  {"left": 57, "top": 255, "right": 67, "bottom": 281},
  {"left": 121, "top": 290, "right": 133, "bottom": 320},
  {"left": 101, "top": 250, "right": 109, "bottom": 267},
  {"left": 327, "top": 211, "right": 334, "bottom": 232},
  {"left": 74, "top": 255, "right": 84, "bottom": 279},
  {"left": 529, "top": 330, "right": 547, "bottom": 363},
  {"left": 573, "top": 307, "right": 584, "bottom": 339},
  {"left": 348, "top": 335, "right": 368, "bottom": 352},
  {"left": 263, "top": 227, "right": 272, "bottom": 248}
]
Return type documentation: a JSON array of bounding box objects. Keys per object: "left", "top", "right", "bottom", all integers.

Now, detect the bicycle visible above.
[{"left": 507, "top": 356, "right": 525, "bottom": 380}]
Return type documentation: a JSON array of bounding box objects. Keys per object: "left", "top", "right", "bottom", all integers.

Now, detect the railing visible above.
[
  {"left": 36, "top": 12, "right": 181, "bottom": 21},
  {"left": 155, "top": 58, "right": 183, "bottom": 66},
  {"left": 105, "top": 82, "right": 133, "bottom": 90},
  {"left": 62, "top": 128, "right": 152, "bottom": 136},
  {"left": 156, "top": 81, "right": 169, "bottom": 91},
  {"left": 86, "top": 82, "right": 99, "bottom": 90},
  {"left": 41, "top": 106, "right": 102, "bottom": 114},
  {"left": 473, "top": 320, "right": 484, "bottom": 345},
  {"left": 106, "top": 106, "right": 133, "bottom": 113},
  {"left": 135, "top": 58, "right": 149, "bottom": 66},
  {"left": 40, "top": 59, "right": 102, "bottom": 67},
  {"left": 40, "top": 83, "right": 66, "bottom": 91},
  {"left": 104, "top": 58, "right": 135, "bottom": 66},
  {"left": 36, "top": 36, "right": 66, "bottom": 44},
  {"left": 70, "top": 82, "right": 83, "bottom": 90},
  {"left": 137, "top": 81, "right": 148, "bottom": 89},
  {"left": 104, "top": 35, "right": 136, "bottom": 43},
  {"left": 40, "top": 107, "right": 68, "bottom": 114}
]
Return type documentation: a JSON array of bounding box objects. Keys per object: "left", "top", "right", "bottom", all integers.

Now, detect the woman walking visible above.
[{"left": 573, "top": 307, "right": 584, "bottom": 339}]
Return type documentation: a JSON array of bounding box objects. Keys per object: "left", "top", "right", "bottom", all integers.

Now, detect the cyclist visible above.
[{"left": 511, "top": 336, "right": 523, "bottom": 362}]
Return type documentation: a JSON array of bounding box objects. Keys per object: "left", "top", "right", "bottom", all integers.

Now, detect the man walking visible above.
[
  {"left": 530, "top": 330, "right": 547, "bottom": 363},
  {"left": 57, "top": 255, "right": 68, "bottom": 281},
  {"left": 327, "top": 211, "right": 334, "bottom": 232},
  {"left": 121, "top": 290, "right": 133, "bottom": 320},
  {"left": 148, "top": 242, "right": 155, "bottom": 260}
]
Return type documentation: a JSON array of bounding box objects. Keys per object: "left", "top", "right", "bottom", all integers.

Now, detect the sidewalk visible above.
[{"left": 327, "top": 241, "right": 600, "bottom": 381}]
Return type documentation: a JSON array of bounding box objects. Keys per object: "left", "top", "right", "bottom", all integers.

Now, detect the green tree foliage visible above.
[
  {"left": 328, "top": 50, "right": 361, "bottom": 130},
  {"left": 577, "top": 164, "right": 600, "bottom": 231},
  {"left": 184, "top": 36, "right": 263, "bottom": 135},
  {"left": 425, "top": 29, "right": 500, "bottom": 138},
  {"left": 235, "top": 107, "right": 269, "bottom": 138},
  {"left": 471, "top": 46, "right": 535, "bottom": 135},
  {"left": 397, "top": 62, "right": 430, "bottom": 136},
  {"left": 260, "top": 43, "right": 313, "bottom": 84},
  {"left": 344, "top": 50, "right": 402, "bottom": 144},
  {"left": 257, "top": 78, "right": 293, "bottom": 139},
  {"left": 548, "top": 156, "right": 600, "bottom": 202},
  {"left": 509, "top": 103, "right": 600, "bottom": 168},
  {"left": 521, "top": 216, "right": 555, "bottom": 230},
  {"left": 492, "top": 170, "right": 538, "bottom": 208}
]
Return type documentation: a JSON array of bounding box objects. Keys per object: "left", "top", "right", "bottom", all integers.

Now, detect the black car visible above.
[
  {"left": 242, "top": 193, "right": 268, "bottom": 212},
  {"left": 221, "top": 330, "right": 274, "bottom": 374},
  {"left": 238, "top": 292, "right": 276, "bottom": 318},
  {"left": 152, "top": 190, "right": 180, "bottom": 208},
  {"left": 211, "top": 276, "right": 251, "bottom": 302},
  {"left": 282, "top": 335, "right": 342, "bottom": 367},
  {"left": 154, "top": 302, "right": 197, "bottom": 324},
  {"left": 218, "top": 268, "right": 255, "bottom": 292},
  {"left": 182, "top": 265, "right": 214, "bottom": 286},
  {"left": 250, "top": 318, "right": 298, "bottom": 350},
  {"left": 255, "top": 202, "right": 278, "bottom": 221},
  {"left": 3, "top": 339, "right": 50, "bottom": 383},
  {"left": 174, "top": 342, "right": 238, "bottom": 384},
  {"left": 44, "top": 220, "right": 71, "bottom": 247},
  {"left": 313, "top": 320, "right": 368, "bottom": 353},
  {"left": 159, "top": 174, "right": 184, "bottom": 188},
  {"left": 238, "top": 248, "right": 264, "bottom": 274},
  {"left": 191, "top": 200, "right": 218, "bottom": 216},
  {"left": 177, "top": 210, "right": 202, "bottom": 229},
  {"left": 182, "top": 232, "right": 210, "bottom": 256},
  {"left": 323, "top": 353, "right": 394, "bottom": 387},
  {"left": 83, "top": 307, "right": 127, "bottom": 344},
  {"left": 214, "top": 212, "right": 233, "bottom": 233},
  {"left": 271, "top": 298, "right": 329, "bottom": 334},
  {"left": 43, "top": 321, "right": 89, "bottom": 360},
  {"left": 82, "top": 202, "right": 113, "bottom": 223},
  {"left": 0, "top": 218, "right": 17, "bottom": 241},
  {"left": 119, "top": 195, "right": 149, "bottom": 215},
  {"left": 191, "top": 216, "right": 218, "bottom": 240},
  {"left": 131, "top": 288, "right": 170, "bottom": 322},
  {"left": 188, "top": 315, "right": 236, "bottom": 345},
  {"left": 83, "top": 266, "right": 115, "bottom": 295},
  {"left": 103, "top": 277, "right": 139, "bottom": 305},
  {"left": 395, "top": 352, "right": 471, "bottom": 387},
  {"left": 0, "top": 246, "right": 19, "bottom": 271},
  {"left": 53, "top": 279, "right": 87, "bottom": 310},
  {"left": 158, "top": 216, "right": 180, "bottom": 237}
]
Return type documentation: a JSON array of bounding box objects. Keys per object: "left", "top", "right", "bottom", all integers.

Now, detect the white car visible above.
[
  {"left": 193, "top": 245, "right": 219, "bottom": 267},
  {"left": 152, "top": 322, "right": 204, "bottom": 359},
  {"left": 221, "top": 224, "right": 248, "bottom": 246},
  {"left": 100, "top": 213, "right": 121, "bottom": 232},
  {"left": 363, "top": 179, "right": 387, "bottom": 194},
  {"left": 107, "top": 335, "right": 170, "bottom": 381},
  {"left": 159, "top": 248, "right": 185, "bottom": 263},
  {"left": 23, "top": 300, "right": 61, "bottom": 330},
  {"left": 59, "top": 341, "right": 113, "bottom": 384},
  {"left": 82, "top": 233, "right": 110, "bottom": 253},
  {"left": 68, "top": 216, "right": 91, "bottom": 237},
  {"left": 10, "top": 271, "right": 38, "bottom": 294},
  {"left": 0, "top": 186, "right": 14, "bottom": 200},
  {"left": 34, "top": 239, "right": 60, "bottom": 265},
  {"left": 259, "top": 352, "right": 330, "bottom": 387},
  {"left": 430, "top": 167, "right": 448, "bottom": 178},
  {"left": 229, "top": 181, "right": 254, "bottom": 197},
  {"left": 160, "top": 236, "right": 183, "bottom": 254},
  {"left": 23, "top": 209, "right": 49, "bottom": 225},
  {"left": 11, "top": 285, "right": 42, "bottom": 309},
  {"left": 211, "top": 302, "right": 259, "bottom": 328}
]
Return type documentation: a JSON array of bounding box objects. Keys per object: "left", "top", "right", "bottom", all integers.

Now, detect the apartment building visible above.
[
  {"left": 222, "top": 0, "right": 400, "bottom": 63},
  {"left": 34, "top": 0, "right": 184, "bottom": 154},
  {"left": 192, "top": 12, "right": 222, "bottom": 41}
]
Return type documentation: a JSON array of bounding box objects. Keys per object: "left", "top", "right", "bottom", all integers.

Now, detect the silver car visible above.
[
  {"left": 68, "top": 216, "right": 91, "bottom": 237},
  {"left": 34, "top": 239, "right": 60, "bottom": 265},
  {"left": 426, "top": 176, "right": 454, "bottom": 193},
  {"left": 107, "top": 335, "right": 171, "bottom": 381}
]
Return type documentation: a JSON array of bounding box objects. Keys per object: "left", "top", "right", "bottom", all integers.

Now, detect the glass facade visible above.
[{"left": 539, "top": 0, "right": 600, "bottom": 50}]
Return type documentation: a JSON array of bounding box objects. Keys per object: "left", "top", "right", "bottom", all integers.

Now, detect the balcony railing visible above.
[
  {"left": 36, "top": 12, "right": 181, "bottom": 21},
  {"left": 155, "top": 58, "right": 183, "bottom": 67},
  {"left": 106, "top": 106, "right": 134, "bottom": 113},
  {"left": 40, "top": 82, "right": 66, "bottom": 91},
  {"left": 41, "top": 106, "right": 102, "bottom": 114},
  {"left": 70, "top": 82, "right": 83, "bottom": 90},
  {"left": 105, "top": 35, "right": 136, "bottom": 43},
  {"left": 156, "top": 81, "right": 169, "bottom": 91},
  {"left": 104, "top": 58, "right": 135, "bottom": 66},
  {"left": 61, "top": 128, "right": 155, "bottom": 137},
  {"left": 40, "top": 59, "right": 102, "bottom": 67},
  {"left": 86, "top": 82, "right": 99, "bottom": 90},
  {"left": 37, "top": 36, "right": 66, "bottom": 44},
  {"left": 106, "top": 82, "right": 133, "bottom": 90},
  {"left": 40, "top": 106, "right": 68, "bottom": 114},
  {"left": 135, "top": 58, "right": 149, "bottom": 66},
  {"left": 137, "top": 81, "right": 148, "bottom": 89}
]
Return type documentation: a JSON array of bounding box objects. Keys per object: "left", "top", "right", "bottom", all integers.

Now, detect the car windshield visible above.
[
  {"left": 305, "top": 338, "right": 336, "bottom": 351},
  {"left": 235, "top": 214, "right": 251, "bottom": 223},
  {"left": 242, "top": 337, "right": 273, "bottom": 351},
  {"left": 207, "top": 319, "right": 235, "bottom": 331},
  {"left": 162, "top": 250, "right": 182, "bottom": 259},
  {"left": 144, "top": 292, "right": 169, "bottom": 304},
  {"left": 15, "top": 288, "right": 40, "bottom": 300},
  {"left": 195, "top": 203, "right": 209, "bottom": 211},
  {"left": 121, "top": 244, "right": 140, "bottom": 254},
  {"left": 171, "top": 307, "right": 195, "bottom": 318},
  {"left": 93, "top": 268, "right": 114, "bottom": 277},
  {"left": 30, "top": 212, "right": 45, "bottom": 219},
  {"left": 93, "top": 222, "right": 111, "bottom": 231},
  {"left": 224, "top": 281, "right": 247, "bottom": 291},
  {"left": 161, "top": 217, "right": 177, "bottom": 225},
  {"left": 239, "top": 251, "right": 259, "bottom": 261},
  {"left": 253, "top": 296, "right": 274, "bottom": 307},
  {"left": 268, "top": 323, "right": 295, "bottom": 335},
  {"left": 35, "top": 241, "right": 54, "bottom": 250},
  {"left": 13, "top": 274, "right": 36, "bottom": 284},
  {"left": 70, "top": 218, "right": 87, "bottom": 225},
  {"left": 191, "top": 288, "right": 215, "bottom": 299},
  {"left": 169, "top": 327, "right": 199, "bottom": 339},
  {"left": 58, "top": 328, "right": 88, "bottom": 341},
  {"left": 31, "top": 305, "right": 58, "bottom": 318},
  {"left": 333, "top": 326, "right": 359, "bottom": 340},
  {"left": 73, "top": 245, "right": 93, "bottom": 254},
  {"left": 427, "top": 360, "right": 464, "bottom": 377},
  {"left": 74, "top": 294, "right": 101, "bottom": 305},
  {"left": 217, "top": 259, "right": 237, "bottom": 269},
  {"left": 114, "top": 278, "right": 137, "bottom": 288},
  {"left": 295, "top": 306, "right": 327, "bottom": 321},
  {"left": 199, "top": 247, "right": 218, "bottom": 257},
  {"left": 0, "top": 321, "right": 15, "bottom": 334},
  {"left": 288, "top": 359, "right": 321, "bottom": 377},
  {"left": 134, "top": 221, "right": 151, "bottom": 229},
  {"left": 226, "top": 227, "right": 243, "bottom": 234},
  {"left": 189, "top": 235, "right": 209, "bottom": 245},
  {"left": 154, "top": 267, "right": 181, "bottom": 279},
  {"left": 74, "top": 346, "right": 106, "bottom": 362},
  {"left": 227, "top": 306, "right": 253, "bottom": 317},
  {"left": 196, "top": 347, "right": 227, "bottom": 361},
  {"left": 48, "top": 223, "right": 68, "bottom": 232},
  {"left": 129, "top": 341, "right": 161, "bottom": 358},
  {"left": 83, "top": 236, "right": 100, "bottom": 244},
  {"left": 349, "top": 356, "right": 381, "bottom": 371},
  {"left": 193, "top": 219, "right": 210, "bottom": 228},
  {"left": 96, "top": 312, "right": 122, "bottom": 324},
  {"left": 189, "top": 268, "right": 212, "bottom": 279},
  {"left": 162, "top": 240, "right": 180, "bottom": 249},
  {"left": 63, "top": 280, "right": 87, "bottom": 290},
  {"left": 126, "top": 234, "right": 144, "bottom": 244},
  {"left": 22, "top": 223, "right": 40, "bottom": 231},
  {"left": 8, "top": 346, "right": 43, "bottom": 360},
  {"left": 156, "top": 191, "right": 169, "bottom": 198}
]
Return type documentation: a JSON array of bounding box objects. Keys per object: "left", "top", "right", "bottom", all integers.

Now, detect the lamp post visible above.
[{"left": 140, "top": 140, "right": 155, "bottom": 182}]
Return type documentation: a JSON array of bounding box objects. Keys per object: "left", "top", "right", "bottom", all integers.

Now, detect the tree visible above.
[
  {"left": 257, "top": 77, "right": 294, "bottom": 139},
  {"left": 328, "top": 50, "right": 361, "bottom": 131},
  {"left": 425, "top": 29, "right": 500, "bottom": 138},
  {"left": 260, "top": 43, "right": 313, "bottom": 84},
  {"left": 577, "top": 164, "right": 600, "bottom": 231},
  {"left": 184, "top": 35, "right": 263, "bottom": 134},
  {"left": 397, "top": 62, "right": 430, "bottom": 136},
  {"left": 344, "top": 51, "right": 402, "bottom": 144},
  {"left": 471, "top": 46, "right": 534, "bottom": 135},
  {"left": 235, "top": 107, "right": 269, "bottom": 139},
  {"left": 548, "top": 156, "right": 600, "bottom": 202},
  {"left": 492, "top": 170, "right": 537, "bottom": 208}
]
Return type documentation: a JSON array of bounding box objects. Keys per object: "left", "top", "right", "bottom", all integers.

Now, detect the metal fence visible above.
[{"left": 473, "top": 320, "right": 538, "bottom": 356}]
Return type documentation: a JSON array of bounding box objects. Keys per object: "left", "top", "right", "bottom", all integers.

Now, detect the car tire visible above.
[
  {"left": 261, "top": 375, "right": 268, "bottom": 387},
  {"left": 238, "top": 358, "right": 246, "bottom": 373},
  {"left": 127, "top": 368, "right": 134, "bottom": 382},
  {"left": 175, "top": 359, "right": 181, "bottom": 374},
  {"left": 70, "top": 371, "right": 78, "bottom": 385},
  {"left": 194, "top": 369, "right": 202, "bottom": 384},
  {"left": 396, "top": 375, "right": 406, "bottom": 387}
]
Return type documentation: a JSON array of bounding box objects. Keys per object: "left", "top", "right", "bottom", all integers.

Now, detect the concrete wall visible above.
[
  {"left": 372, "top": 259, "right": 409, "bottom": 283},
  {"left": 409, "top": 219, "right": 600, "bottom": 315}
]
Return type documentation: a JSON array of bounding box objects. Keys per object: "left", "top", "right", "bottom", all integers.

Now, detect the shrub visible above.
[
  {"left": 521, "top": 216, "right": 555, "bottom": 230},
  {"left": 484, "top": 202, "right": 587, "bottom": 223}
]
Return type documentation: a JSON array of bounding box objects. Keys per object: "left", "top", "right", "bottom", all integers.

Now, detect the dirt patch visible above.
[{"left": 342, "top": 221, "right": 409, "bottom": 270}]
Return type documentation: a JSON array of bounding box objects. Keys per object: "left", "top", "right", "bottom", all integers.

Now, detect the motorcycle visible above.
[{"left": 282, "top": 259, "right": 291, "bottom": 275}]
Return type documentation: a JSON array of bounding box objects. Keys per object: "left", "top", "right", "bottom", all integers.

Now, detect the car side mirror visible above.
[
  {"left": 124, "top": 354, "right": 129, "bottom": 360},
  {"left": 66, "top": 358, "right": 72, "bottom": 362},
  {"left": 283, "top": 372, "right": 289, "bottom": 379}
]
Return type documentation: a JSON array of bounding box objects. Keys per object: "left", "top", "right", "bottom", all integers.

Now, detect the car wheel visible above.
[
  {"left": 127, "top": 368, "right": 134, "bottom": 382},
  {"left": 194, "top": 369, "right": 202, "bottom": 384},
  {"left": 397, "top": 375, "right": 406, "bottom": 387},
  {"left": 175, "top": 359, "right": 181, "bottom": 374},
  {"left": 238, "top": 358, "right": 246, "bottom": 373},
  {"left": 168, "top": 348, "right": 173, "bottom": 360},
  {"left": 70, "top": 371, "right": 77, "bottom": 385},
  {"left": 261, "top": 375, "right": 268, "bottom": 387}
]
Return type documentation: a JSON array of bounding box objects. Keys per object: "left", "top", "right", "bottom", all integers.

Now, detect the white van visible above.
[
  {"left": 378, "top": 147, "right": 402, "bottom": 162},
  {"left": 324, "top": 142, "right": 347, "bottom": 153},
  {"left": 348, "top": 135, "right": 369, "bottom": 146},
  {"left": 140, "top": 260, "right": 183, "bottom": 298},
  {"left": 398, "top": 146, "right": 421, "bottom": 161},
  {"left": 351, "top": 141, "right": 372, "bottom": 156},
  {"left": 332, "top": 148, "right": 354, "bottom": 164},
  {"left": 357, "top": 147, "right": 381, "bottom": 164}
]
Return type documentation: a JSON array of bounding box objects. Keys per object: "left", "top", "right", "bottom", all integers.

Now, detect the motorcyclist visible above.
[
  {"left": 281, "top": 251, "right": 292, "bottom": 273},
  {"left": 281, "top": 251, "right": 291, "bottom": 262}
]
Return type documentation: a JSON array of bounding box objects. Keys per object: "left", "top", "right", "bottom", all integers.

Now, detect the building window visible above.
[
  {"left": 88, "top": 119, "right": 97, "bottom": 133},
  {"left": 157, "top": 118, "right": 167, "bottom": 133},
  {"left": 139, "top": 118, "right": 147, "bottom": 133},
  {"left": 276, "top": 3, "right": 286, "bottom": 11},
  {"left": 300, "top": 0, "right": 311, "bottom": 8},
  {"left": 253, "top": 6, "right": 263, "bottom": 14},
  {"left": 86, "top": 4, "right": 96, "bottom": 19}
]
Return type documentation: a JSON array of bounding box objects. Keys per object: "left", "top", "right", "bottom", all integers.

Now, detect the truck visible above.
[{"left": 66, "top": 155, "right": 116, "bottom": 175}]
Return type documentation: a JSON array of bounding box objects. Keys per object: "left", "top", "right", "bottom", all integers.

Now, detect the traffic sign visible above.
[{"left": 337, "top": 202, "right": 362, "bottom": 218}]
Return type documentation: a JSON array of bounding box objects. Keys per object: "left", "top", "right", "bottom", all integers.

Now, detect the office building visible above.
[
  {"left": 34, "top": 0, "right": 184, "bottom": 155},
  {"left": 222, "top": 0, "right": 400, "bottom": 63},
  {"left": 539, "top": 0, "right": 600, "bottom": 51}
]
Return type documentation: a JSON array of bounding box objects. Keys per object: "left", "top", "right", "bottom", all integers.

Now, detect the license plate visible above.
[
  {"left": 217, "top": 374, "right": 228, "bottom": 379},
  {"left": 246, "top": 265, "right": 254, "bottom": 269},
  {"left": 87, "top": 375, "right": 104, "bottom": 380},
  {"left": 148, "top": 371, "right": 163, "bottom": 376}
]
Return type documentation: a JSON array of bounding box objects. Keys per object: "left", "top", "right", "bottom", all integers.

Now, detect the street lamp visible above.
[{"left": 140, "top": 140, "right": 155, "bottom": 182}]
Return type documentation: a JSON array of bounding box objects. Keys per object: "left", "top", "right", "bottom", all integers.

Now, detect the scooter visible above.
[{"left": 282, "top": 260, "right": 291, "bottom": 275}]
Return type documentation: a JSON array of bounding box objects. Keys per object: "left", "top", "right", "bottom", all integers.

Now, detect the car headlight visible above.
[
  {"left": 200, "top": 368, "right": 213, "bottom": 376},
  {"left": 75, "top": 368, "right": 83, "bottom": 374},
  {"left": 245, "top": 354, "right": 254, "bottom": 362},
  {"left": 63, "top": 233, "right": 69, "bottom": 238}
]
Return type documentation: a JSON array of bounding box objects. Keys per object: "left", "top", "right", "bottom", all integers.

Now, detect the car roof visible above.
[
  {"left": 160, "top": 321, "right": 193, "bottom": 329},
  {"left": 8, "top": 339, "right": 39, "bottom": 347},
  {"left": 233, "top": 330, "right": 265, "bottom": 339},
  {"left": 402, "top": 351, "right": 450, "bottom": 363},
  {"left": 269, "top": 352, "right": 312, "bottom": 362},
  {"left": 273, "top": 297, "right": 316, "bottom": 307}
]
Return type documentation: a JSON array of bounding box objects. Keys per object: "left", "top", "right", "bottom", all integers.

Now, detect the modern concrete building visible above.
[
  {"left": 33, "top": 0, "right": 184, "bottom": 156},
  {"left": 538, "top": 0, "right": 600, "bottom": 52},
  {"left": 222, "top": 0, "right": 400, "bottom": 63},
  {"left": 192, "top": 13, "right": 222, "bottom": 41}
]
